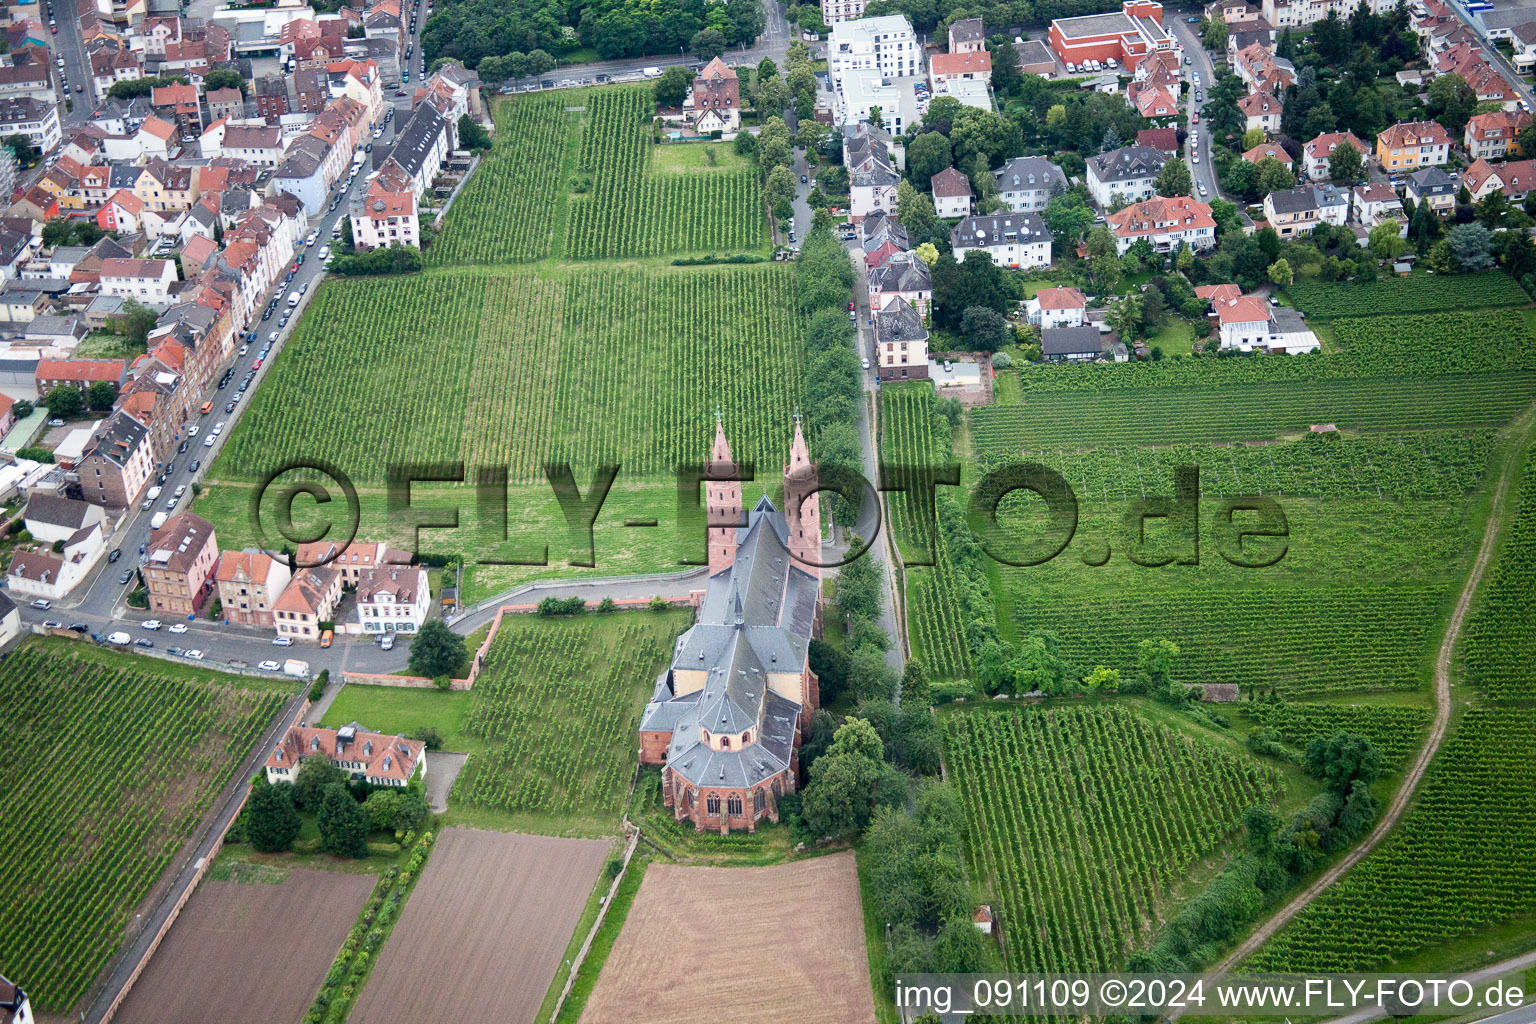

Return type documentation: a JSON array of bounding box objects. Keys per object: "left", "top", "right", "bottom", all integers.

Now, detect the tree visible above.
[
  {"left": 1328, "top": 141, "right": 1364, "bottom": 183},
  {"left": 907, "top": 131, "right": 953, "bottom": 192},
  {"left": 1082, "top": 665, "right": 1120, "bottom": 696},
  {"left": 690, "top": 28, "right": 727, "bottom": 60},
  {"left": 1106, "top": 294, "right": 1143, "bottom": 339},
  {"left": 1427, "top": 73, "right": 1476, "bottom": 134},
  {"left": 765, "top": 164, "right": 797, "bottom": 221},
  {"left": 4, "top": 134, "right": 35, "bottom": 165},
  {"left": 809, "top": 638, "right": 851, "bottom": 704},
  {"left": 85, "top": 380, "right": 117, "bottom": 411},
  {"left": 118, "top": 299, "right": 159, "bottom": 346},
  {"left": 43, "top": 385, "right": 83, "bottom": 420},
  {"left": 1241, "top": 127, "right": 1266, "bottom": 151},
  {"left": 1008, "top": 632, "right": 1068, "bottom": 695},
  {"left": 988, "top": 37, "right": 1022, "bottom": 94},
  {"left": 914, "top": 241, "right": 939, "bottom": 265},
  {"left": 1447, "top": 221, "right": 1494, "bottom": 271},
  {"left": 363, "top": 788, "right": 402, "bottom": 832},
  {"left": 1303, "top": 732, "right": 1382, "bottom": 793},
  {"left": 960, "top": 305, "right": 1009, "bottom": 352},
  {"left": 203, "top": 68, "right": 246, "bottom": 94},
  {"left": 1368, "top": 221, "right": 1408, "bottom": 260},
  {"left": 1201, "top": 16, "right": 1229, "bottom": 51},
  {"left": 900, "top": 658, "right": 931, "bottom": 708},
  {"left": 245, "top": 780, "right": 301, "bottom": 853},
  {"left": 800, "top": 718, "right": 887, "bottom": 837},
  {"left": 407, "top": 619, "right": 465, "bottom": 678},
  {"left": 654, "top": 65, "right": 695, "bottom": 109},
  {"left": 1267, "top": 257, "right": 1294, "bottom": 286},
  {"left": 457, "top": 114, "right": 492, "bottom": 150},
  {"left": 317, "top": 783, "right": 369, "bottom": 858},
  {"left": 1255, "top": 157, "right": 1296, "bottom": 195},
  {"left": 1136, "top": 637, "right": 1180, "bottom": 694},
  {"left": 849, "top": 646, "right": 898, "bottom": 702},
  {"left": 1155, "top": 157, "right": 1193, "bottom": 197},
  {"left": 293, "top": 755, "right": 347, "bottom": 811},
  {"left": 896, "top": 179, "right": 940, "bottom": 243}
]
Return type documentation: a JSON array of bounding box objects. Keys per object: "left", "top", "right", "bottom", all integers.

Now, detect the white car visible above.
[
  {"left": 861, "top": 358, "right": 870, "bottom": 370},
  {"left": 258, "top": 659, "right": 281, "bottom": 671},
  {"left": 203, "top": 434, "right": 216, "bottom": 447},
  {"left": 141, "top": 620, "right": 162, "bottom": 630},
  {"left": 185, "top": 649, "right": 205, "bottom": 660},
  {"left": 213, "top": 421, "right": 225, "bottom": 435},
  {"left": 187, "top": 425, "right": 200, "bottom": 437},
  {"left": 272, "top": 636, "right": 294, "bottom": 646},
  {"left": 174, "top": 484, "right": 186, "bottom": 498},
  {"left": 318, "top": 245, "right": 330, "bottom": 260},
  {"left": 108, "top": 631, "right": 131, "bottom": 645},
  {"left": 380, "top": 635, "right": 395, "bottom": 651},
  {"left": 169, "top": 622, "right": 188, "bottom": 633},
  {"left": 305, "top": 232, "right": 318, "bottom": 246}
]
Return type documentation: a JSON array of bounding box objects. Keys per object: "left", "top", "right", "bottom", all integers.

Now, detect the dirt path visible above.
[{"left": 1209, "top": 408, "right": 1534, "bottom": 974}]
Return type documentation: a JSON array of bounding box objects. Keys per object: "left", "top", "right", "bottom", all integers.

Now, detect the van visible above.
[
  {"left": 146, "top": 485, "right": 162, "bottom": 501},
  {"left": 287, "top": 291, "right": 301, "bottom": 307},
  {"left": 641, "top": 66, "right": 663, "bottom": 78},
  {"left": 320, "top": 628, "right": 333, "bottom": 648},
  {"left": 149, "top": 511, "right": 168, "bottom": 530},
  {"left": 200, "top": 400, "right": 213, "bottom": 414}
]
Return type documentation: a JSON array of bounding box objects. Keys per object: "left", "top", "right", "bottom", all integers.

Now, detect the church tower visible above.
[
  {"left": 783, "top": 416, "right": 821, "bottom": 578},
  {"left": 705, "top": 414, "right": 742, "bottom": 576}
]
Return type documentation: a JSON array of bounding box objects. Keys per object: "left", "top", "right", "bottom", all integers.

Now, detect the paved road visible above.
[
  {"left": 1170, "top": 18, "right": 1221, "bottom": 200},
  {"left": 1446, "top": 4, "right": 1536, "bottom": 110},
  {"left": 1323, "top": 947, "right": 1536, "bottom": 1024}
]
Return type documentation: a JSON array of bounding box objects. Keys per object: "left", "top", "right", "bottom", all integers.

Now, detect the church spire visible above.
[
  {"left": 786, "top": 413, "right": 813, "bottom": 481},
  {"left": 707, "top": 414, "right": 742, "bottom": 576},
  {"left": 783, "top": 416, "right": 821, "bottom": 578},
  {"left": 711, "top": 409, "right": 734, "bottom": 466}
]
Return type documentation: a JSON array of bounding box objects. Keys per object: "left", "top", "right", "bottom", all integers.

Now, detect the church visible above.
[{"left": 637, "top": 418, "right": 824, "bottom": 833}]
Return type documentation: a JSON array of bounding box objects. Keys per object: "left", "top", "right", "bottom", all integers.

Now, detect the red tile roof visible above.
[
  {"left": 1035, "top": 285, "right": 1087, "bottom": 310},
  {"left": 930, "top": 50, "right": 992, "bottom": 77}
]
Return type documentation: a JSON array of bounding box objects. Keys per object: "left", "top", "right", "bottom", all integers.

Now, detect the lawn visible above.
[
  {"left": 651, "top": 141, "right": 751, "bottom": 171},
  {"left": 1148, "top": 319, "right": 1195, "bottom": 356},
  {"left": 320, "top": 685, "right": 479, "bottom": 753}
]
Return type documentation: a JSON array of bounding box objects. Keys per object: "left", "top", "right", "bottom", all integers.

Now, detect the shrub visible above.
[
  {"left": 649, "top": 595, "right": 670, "bottom": 612},
  {"left": 991, "top": 350, "right": 1013, "bottom": 368}
]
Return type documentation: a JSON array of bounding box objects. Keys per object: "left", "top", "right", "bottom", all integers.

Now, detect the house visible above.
[
  {"left": 348, "top": 188, "right": 418, "bottom": 250},
  {"left": 1041, "top": 325, "right": 1103, "bottom": 361},
  {"left": 1106, "top": 194, "right": 1217, "bottom": 254},
  {"left": 950, "top": 212, "right": 1054, "bottom": 268},
  {"left": 1087, "top": 144, "right": 1166, "bottom": 207},
  {"left": 873, "top": 296, "right": 929, "bottom": 382},
  {"left": 1128, "top": 80, "right": 1179, "bottom": 118},
  {"left": 22, "top": 492, "right": 106, "bottom": 544},
  {"left": 930, "top": 166, "right": 973, "bottom": 218},
  {"left": 1211, "top": 292, "right": 1271, "bottom": 349},
  {"left": 860, "top": 210, "right": 910, "bottom": 268},
  {"left": 265, "top": 722, "right": 425, "bottom": 787},
  {"left": 34, "top": 357, "right": 125, "bottom": 394},
  {"left": 1242, "top": 142, "right": 1292, "bottom": 168},
  {"left": 1464, "top": 110, "right": 1530, "bottom": 162},
  {"left": 1261, "top": 183, "right": 1348, "bottom": 238},
  {"left": 0, "top": 97, "right": 60, "bottom": 154},
  {"left": 992, "top": 156, "right": 1066, "bottom": 213},
  {"left": 1226, "top": 22, "right": 1278, "bottom": 61},
  {"left": 1407, "top": 166, "right": 1458, "bottom": 214},
  {"left": 821, "top": 0, "right": 870, "bottom": 25},
  {"left": 1237, "top": 90, "right": 1283, "bottom": 135},
  {"left": 6, "top": 522, "right": 106, "bottom": 600},
  {"left": 929, "top": 50, "right": 992, "bottom": 90},
  {"left": 1377, "top": 120, "right": 1452, "bottom": 171},
  {"left": 828, "top": 15, "right": 922, "bottom": 79},
  {"left": 98, "top": 258, "right": 177, "bottom": 304},
  {"left": 834, "top": 68, "right": 921, "bottom": 135},
  {"left": 844, "top": 124, "right": 900, "bottom": 223},
  {"left": 684, "top": 57, "right": 740, "bottom": 134},
  {"left": 1303, "top": 130, "right": 1368, "bottom": 181},
  {"left": 1137, "top": 127, "right": 1178, "bottom": 153},
  {"left": 77, "top": 411, "right": 154, "bottom": 508},
  {"left": 1465, "top": 157, "right": 1536, "bottom": 202},
  {"left": 255, "top": 73, "right": 288, "bottom": 118},
  {"left": 218, "top": 124, "right": 284, "bottom": 167},
  {"left": 215, "top": 549, "right": 292, "bottom": 627},
  {"left": 1351, "top": 181, "right": 1405, "bottom": 228},
  {"left": 272, "top": 565, "right": 342, "bottom": 640},
  {"left": 144, "top": 511, "right": 219, "bottom": 615},
  {"left": 1512, "top": 21, "right": 1536, "bottom": 74},
  {"left": 949, "top": 17, "right": 987, "bottom": 53},
  {"left": 1026, "top": 286, "right": 1088, "bottom": 328},
  {"left": 638, "top": 421, "right": 820, "bottom": 833},
  {"left": 356, "top": 564, "right": 430, "bottom": 633},
  {"left": 867, "top": 251, "right": 932, "bottom": 321},
  {"left": 1233, "top": 42, "right": 1294, "bottom": 94},
  {"left": 150, "top": 82, "right": 200, "bottom": 138},
  {"left": 206, "top": 86, "right": 244, "bottom": 123},
  {"left": 1047, "top": 1, "right": 1181, "bottom": 73},
  {"left": 376, "top": 102, "right": 449, "bottom": 199},
  {"left": 1261, "top": 0, "right": 1397, "bottom": 29},
  {"left": 1202, "top": 287, "right": 1318, "bottom": 352},
  {"left": 296, "top": 539, "right": 414, "bottom": 587},
  {"left": 0, "top": 593, "right": 20, "bottom": 651},
  {"left": 1208, "top": 0, "right": 1263, "bottom": 24}
]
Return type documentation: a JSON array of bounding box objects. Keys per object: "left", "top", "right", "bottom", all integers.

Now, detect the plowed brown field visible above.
[
  {"left": 349, "top": 827, "right": 609, "bottom": 1024},
  {"left": 111, "top": 868, "right": 375, "bottom": 1024},
  {"left": 580, "top": 850, "right": 876, "bottom": 1024}
]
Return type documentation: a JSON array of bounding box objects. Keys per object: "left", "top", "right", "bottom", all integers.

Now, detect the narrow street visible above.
[{"left": 1169, "top": 17, "right": 1221, "bottom": 200}]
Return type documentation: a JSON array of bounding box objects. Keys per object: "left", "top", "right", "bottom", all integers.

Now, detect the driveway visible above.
[{"left": 423, "top": 751, "right": 469, "bottom": 812}]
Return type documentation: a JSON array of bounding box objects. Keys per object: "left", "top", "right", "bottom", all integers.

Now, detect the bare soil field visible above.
[
  {"left": 349, "top": 827, "right": 609, "bottom": 1024},
  {"left": 110, "top": 868, "right": 374, "bottom": 1024},
  {"left": 580, "top": 850, "right": 877, "bottom": 1024}
]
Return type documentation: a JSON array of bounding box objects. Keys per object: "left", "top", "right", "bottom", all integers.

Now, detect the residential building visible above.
[
  {"left": 348, "top": 188, "right": 418, "bottom": 249},
  {"left": 833, "top": 68, "right": 922, "bottom": 135},
  {"left": 6, "top": 522, "right": 106, "bottom": 600},
  {"left": 1261, "top": 0, "right": 1398, "bottom": 29},
  {"left": 1086, "top": 144, "right": 1166, "bottom": 207},
  {"left": 1465, "top": 110, "right": 1530, "bottom": 161},
  {"left": 949, "top": 17, "right": 987, "bottom": 52},
  {"left": 1465, "top": 157, "right": 1536, "bottom": 201},
  {"left": 867, "top": 251, "right": 932, "bottom": 320},
  {"left": 874, "top": 296, "right": 929, "bottom": 381},
  {"left": 1106, "top": 194, "right": 1216, "bottom": 253},
  {"left": 1376, "top": 120, "right": 1452, "bottom": 171},
  {"left": 821, "top": 0, "right": 870, "bottom": 24},
  {"left": 1041, "top": 325, "right": 1104, "bottom": 361},
  {"left": 295, "top": 538, "right": 411, "bottom": 585},
  {"left": 1237, "top": 90, "right": 1283, "bottom": 134},
  {"left": 930, "top": 166, "right": 973, "bottom": 218},
  {"left": 98, "top": 258, "right": 177, "bottom": 303},
  {"left": 860, "top": 210, "right": 909, "bottom": 268},
  {"left": 0, "top": 593, "right": 20, "bottom": 651},
  {"left": 150, "top": 82, "right": 200, "bottom": 138},
  {"left": 844, "top": 124, "right": 900, "bottom": 222},
  {"left": 22, "top": 493, "right": 106, "bottom": 545},
  {"left": 1202, "top": 287, "right": 1319, "bottom": 353},
  {"left": 144, "top": 511, "right": 218, "bottom": 615},
  {"left": 375, "top": 102, "right": 448, "bottom": 199},
  {"left": 684, "top": 57, "right": 740, "bottom": 134},
  {"left": 255, "top": 73, "right": 289, "bottom": 118},
  {"left": 35, "top": 357, "right": 125, "bottom": 393},
  {"left": 1128, "top": 80, "right": 1179, "bottom": 118},
  {"left": 356, "top": 564, "right": 430, "bottom": 633},
  {"left": 1512, "top": 21, "right": 1536, "bottom": 74},
  {"left": 992, "top": 155, "right": 1067, "bottom": 212},
  {"left": 929, "top": 50, "right": 992, "bottom": 90},
  {"left": 215, "top": 549, "right": 292, "bottom": 627},
  {"left": 1047, "top": 1, "right": 1181, "bottom": 72},
  {"left": 1025, "top": 286, "right": 1088, "bottom": 328},
  {"left": 1303, "top": 130, "right": 1368, "bottom": 180},
  {"left": 206, "top": 86, "right": 244, "bottom": 123},
  {"left": 1233, "top": 41, "right": 1295, "bottom": 93},
  {"left": 0, "top": 97, "right": 58, "bottom": 153},
  {"left": 272, "top": 565, "right": 342, "bottom": 639},
  {"left": 638, "top": 421, "right": 821, "bottom": 833},
  {"left": 828, "top": 15, "right": 921, "bottom": 79},
  {"left": 77, "top": 411, "right": 153, "bottom": 508},
  {"left": 1406, "top": 166, "right": 1457, "bottom": 214},
  {"left": 219, "top": 124, "right": 285, "bottom": 167},
  {"left": 1351, "top": 181, "right": 1405, "bottom": 228},
  {"left": 265, "top": 722, "right": 425, "bottom": 787},
  {"left": 1261, "top": 183, "right": 1349, "bottom": 238},
  {"left": 1243, "top": 141, "right": 1293, "bottom": 168},
  {"left": 950, "top": 212, "right": 1053, "bottom": 268}
]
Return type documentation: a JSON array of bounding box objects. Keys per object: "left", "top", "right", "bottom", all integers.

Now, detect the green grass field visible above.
[{"left": 0, "top": 639, "right": 287, "bottom": 1013}]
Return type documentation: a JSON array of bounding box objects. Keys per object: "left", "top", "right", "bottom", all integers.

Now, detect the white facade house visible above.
[
  {"left": 98, "top": 258, "right": 178, "bottom": 304},
  {"left": 22, "top": 494, "right": 107, "bottom": 545},
  {"left": 833, "top": 69, "right": 922, "bottom": 135},
  {"left": 355, "top": 565, "right": 430, "bottom": 633},
  {"left": 930, "top": 167, "right": 973, "bottom": 218},
  {"left": 1302, "top": 131, "right": 1368, "bottom": 181},
  {"left": 1106, "top": 195, "right": 1217, "bottom": 254},
  {"left": 348, "top": 190, "right": 419, "bottom": 249},
  {"left": 1025, "top": 286, "right": 1088, "bottom": 329},
  {"left": 844, "top": 125, "right": 901, "bottom": 222},
  {"left": 6, "top": 522, "right": 107, "bottom": 601},
  {"left": 0, "top": 99, "right": 61, "bottom": 155},
  {"left": 993, "top": 156, "right": 1067, "bottom": 213},
  {"left": 829, "top": 16, "right": 922, "bottom": 79},
  {"left": 950, "top": 213, "right": 1054, "bottom": 269},
  {"left": 1086, "top": 145, "right": 1165, "bottom": 207}
]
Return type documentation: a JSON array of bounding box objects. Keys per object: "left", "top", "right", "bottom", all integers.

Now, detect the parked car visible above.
[
  {"left": 107, "top": 631, "right": 131, "bottom": 644},
  {"left": 141, "top": 620, "right": 162, "bottom": 630},
  {"left": 185, "top": 649, "right": 205, "bottom": 660},
  {"left": 169, "top": 622, "right": 188, "bottom": 633},
  {"left": 258, "top": 659, "right": 282, "bottom": 670},
  {"left": 189, "top": 460, "right": 201, "bottom": 472},
  {"left": 42, "top": 619, "right": 63, "bottom": 629},
  {"left": 135, "top": 638, "right": 155, "bottom": 649},
  {"left": 380, "top": 635, "right": 395, "bottom": 651},
  {"left": 48, "top": 418, "right": 64, "bottom": 427},
  {"left": 272, "top": 636, "right": 294, "bottom": 646},
  {"left": 118, "top": 568, "right": 134, "bottom": 584},
  {"left": 68, "top": 622, "right": 89, "bottom": 632}
]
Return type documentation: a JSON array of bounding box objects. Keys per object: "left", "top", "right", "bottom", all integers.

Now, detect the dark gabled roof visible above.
[
  {"left": 950, "top": 212, "right": 1053, "bottom": 248},
  {"left": 385, "top": 103, "right": 447, "bottom": 177},
  {"left": 993, "top": 155, "right": 1066, "bottom": 192},
  {"left": 869, "top": 253, "right": 930, "bottom": 294},
  {"left": 1041, "top": 325, "right": 1103, "bottom": 355},
  {"left": 1087, "top": 144, "right": 1166, "bottom": 183},
  {"left": 1266, "top": 186, "right": 1318, "bottom": 214},
  {"left": 24, "top": 493, "right": 98, "bottom": 530},
  {"left": 876, "top": 297, "right": 928, "bottom": 344}
]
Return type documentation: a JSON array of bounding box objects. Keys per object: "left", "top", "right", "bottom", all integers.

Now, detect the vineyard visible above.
[
  {"left": 0, "top": 642, "right": 285, "bottom": 1012},
  {"left": 1243, "top": 702, "right": 1432, "bottom": 769},
  {"left": 564, "top": 87, "right": 767, "bottom": 259},
  {"left": 213, "top": 264, "right": 805, "bottom": 485},
  {"left": 425, "top": 93, "right": 574, "bottom": 265},
  {"left": 879, "top": 384, "right": 972, "bottom": 678},
  {"left": 1286, "top": 272, "right": 1529, "bottom": 318},
  {"left": 1247, "top": 707, "right": 1536, "bottom": 970},
  {"left": 944, "top": 706, "right": 1281, "bottom": 972},
  {"left": 450, "top": 611, "right": 684, "bottom": 826},
  {"left": 1463, "top": 441, "right": 1536, "bottom": 702}
]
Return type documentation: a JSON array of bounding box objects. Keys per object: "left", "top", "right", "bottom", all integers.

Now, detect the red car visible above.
[
  {"left": 290, "top": 262, "right": 300, "bottom": 273},
  {"left": 252, "top": 359, "right": 263, "bottom": 370}
]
